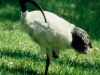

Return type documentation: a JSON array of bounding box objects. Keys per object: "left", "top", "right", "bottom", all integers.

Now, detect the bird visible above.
[{"left": 19, "top": 0, "right": 92, "bottom": 75}]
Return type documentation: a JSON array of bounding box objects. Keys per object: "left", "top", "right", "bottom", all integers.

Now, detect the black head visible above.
[
  {"left": 71, "top": 27, "right": 92, "bottom": 54},
  {"left": 19, "top": 0, "right": 47, "bottom": 23}
]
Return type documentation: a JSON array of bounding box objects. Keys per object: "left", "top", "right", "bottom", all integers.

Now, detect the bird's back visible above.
[
  {"left": 20, "top": 10, "right": 75, "bottom": 50},
  {"left": 27, "top": 10, "right": 74, "bottom": 31}
]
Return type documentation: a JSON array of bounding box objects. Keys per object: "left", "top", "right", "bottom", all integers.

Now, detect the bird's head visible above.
[{"left": 71, "top": 27, "right": 92, "bottom": 54}]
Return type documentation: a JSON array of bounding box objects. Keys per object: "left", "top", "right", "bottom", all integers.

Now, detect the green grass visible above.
[{"left": 0, "top": 0, "right": 100, "bottom": 75}]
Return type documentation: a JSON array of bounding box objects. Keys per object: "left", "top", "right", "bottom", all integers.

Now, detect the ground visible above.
[{"left": 0, "top": 0, "right": 100, "bottom": 75}]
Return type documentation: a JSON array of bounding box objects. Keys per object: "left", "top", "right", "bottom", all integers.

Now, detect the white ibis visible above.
[{"left": 19, "top": 0, "right": 92, "bottom": 75}]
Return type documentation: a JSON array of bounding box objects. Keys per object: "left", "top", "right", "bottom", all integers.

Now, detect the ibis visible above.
[{"left": 19, "top": 0, "right": 92, "bottom": 75}]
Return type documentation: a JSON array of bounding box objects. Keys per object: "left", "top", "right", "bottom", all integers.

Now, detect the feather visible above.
[{"left": 19, "top": 1, "right": 92, "bottom": 74}]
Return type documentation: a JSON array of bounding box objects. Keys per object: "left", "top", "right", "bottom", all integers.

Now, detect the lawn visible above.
[{"left": 0, "top": 0, "right": 100, "bottom": 75}]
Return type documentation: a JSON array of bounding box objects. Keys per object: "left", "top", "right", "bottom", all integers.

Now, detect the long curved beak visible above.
[{"left": 28, "top": 0, "right": 47, "bottom": 23}]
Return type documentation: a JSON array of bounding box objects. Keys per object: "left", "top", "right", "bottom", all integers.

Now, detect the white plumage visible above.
[
  {"left": 19, "top": 0, "right": 92, "bottom": 75},
  {"left": 20, "top": 10, "right": 75, "bottom": 59}
]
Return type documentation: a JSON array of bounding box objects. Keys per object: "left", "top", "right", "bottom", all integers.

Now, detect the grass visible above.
[{"left": 0, "top": 0, "right": 100, "bottom": 75}]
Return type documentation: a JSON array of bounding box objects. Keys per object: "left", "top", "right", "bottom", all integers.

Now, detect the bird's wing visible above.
[{"left": 27, "top": 21, "right": 72, "bottom": 50}]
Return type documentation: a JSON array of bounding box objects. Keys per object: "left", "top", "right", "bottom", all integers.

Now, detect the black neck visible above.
[
  {"left": 19, "top": 0, "right": 27, "bottom": 13},
  {"left": 20, "top": 4, "right": 27, "bottom": 13},
  {"left": 19, "top": 0, "right": 47, "bottom": 23},
  {"left": 29, "top": 0, "right": 47, "bottom": 23}
]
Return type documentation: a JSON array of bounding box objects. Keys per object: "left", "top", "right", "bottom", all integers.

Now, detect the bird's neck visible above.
[
  {"left": 19, "top": 0, "right": 27, "bottom": 13},
  {"left": 20, "top": 4, "right": 27, "bottom": 13}
]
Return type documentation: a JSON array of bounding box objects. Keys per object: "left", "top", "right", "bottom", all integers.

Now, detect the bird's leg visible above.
[
  {"left": 44, "top": 56, "right": 50, "bottom": 75},
  {"left": 52, "top": 50, "right": 59, "bottom": 59}
]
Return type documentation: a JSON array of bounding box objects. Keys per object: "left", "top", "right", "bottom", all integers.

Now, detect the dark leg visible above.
[
  {"left": 44, "top": 56, "right": 50, "bottom": 75},
  {"left": 52, "top": 50, "right": 59, "bottom": 59}
]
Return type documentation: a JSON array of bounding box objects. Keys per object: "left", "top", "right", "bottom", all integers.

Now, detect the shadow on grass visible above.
[
  {"left": 0, "top": 67, "right": 43, "bottom": 75},
  {"left": 1, "top": 47, "right": 100, "bottom": 75},
  {"left": 57, "top": 56, "right": 100, "bottom": 72},
  {"left": 0, "top": 47, "right": 45, "bottom": 62},
  {"left": 0, "top": 0, "right": 20, "bottom": 22},
  {"left": 0, "top": 47, "right": 45, "bottom": 75},
  {"left": 0, "top": 0, "right": 38, "bottom": 23}
]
